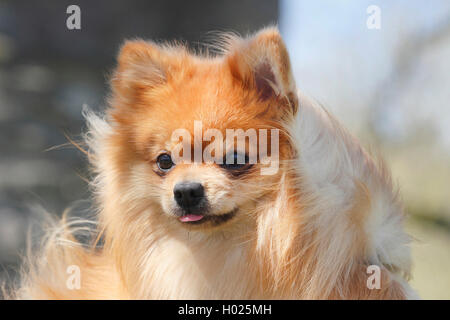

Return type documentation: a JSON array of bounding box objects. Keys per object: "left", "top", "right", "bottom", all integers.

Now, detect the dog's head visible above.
[{"left": 102, "top": 28, "right": 298, "bottom": 233}]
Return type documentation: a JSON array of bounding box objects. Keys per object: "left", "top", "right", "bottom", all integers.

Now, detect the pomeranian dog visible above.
[{"left": 13, "top": 27, "right": 417, "bottom": 299}]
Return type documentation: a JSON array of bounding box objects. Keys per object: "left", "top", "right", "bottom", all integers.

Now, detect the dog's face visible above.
[{"left": 107, "top": 28, "right": 298, "bottom": 232}]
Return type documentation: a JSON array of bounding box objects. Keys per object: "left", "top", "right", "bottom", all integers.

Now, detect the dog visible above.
[{"left": 14, "top": 27, "right": 417, "bottom": 299}]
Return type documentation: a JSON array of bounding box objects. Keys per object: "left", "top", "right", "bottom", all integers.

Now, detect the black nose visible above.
[{"left": 173, "top": 182, "right": 205, "bottom": 210}]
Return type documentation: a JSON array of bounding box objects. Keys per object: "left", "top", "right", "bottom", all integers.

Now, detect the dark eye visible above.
[
  {"left": 221, "top": 152, "right": 250, "bottom": 171},
  {"left": 156, "top": 154, "right": 174, "bottom": 171}
]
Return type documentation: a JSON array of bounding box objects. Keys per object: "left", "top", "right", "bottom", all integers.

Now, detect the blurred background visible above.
[{"left": 0, "top": 0, "right": 449, "bottom": 299}]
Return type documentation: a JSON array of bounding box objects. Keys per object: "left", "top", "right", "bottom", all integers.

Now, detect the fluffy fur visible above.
[{"left": 13, "top": 27, "right": 416, "bottom": 299}]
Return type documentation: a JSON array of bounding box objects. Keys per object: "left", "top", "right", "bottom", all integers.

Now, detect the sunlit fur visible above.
[{"left": 13, "top": 27, "right": 417, "bottom": 299}]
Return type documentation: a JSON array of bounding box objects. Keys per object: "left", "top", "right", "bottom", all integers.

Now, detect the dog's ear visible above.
[
  {"left": 226, "top": 27, "right": 298, "bottom": 115},
  {"left": 111, "top": 40, "right": 167, "bottom": 105}
]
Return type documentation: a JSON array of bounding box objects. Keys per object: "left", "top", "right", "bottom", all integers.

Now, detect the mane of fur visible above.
[
  {"left": 11, "top": 30, "right": 416, "bottom": 299},
  {"left": 12, "top": 94, "right": 416, "bottom": 299}
]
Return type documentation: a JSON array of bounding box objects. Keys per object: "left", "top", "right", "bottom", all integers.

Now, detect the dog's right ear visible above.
[{"left": 111, "top": 40, "right": 167, "bottom": 105}]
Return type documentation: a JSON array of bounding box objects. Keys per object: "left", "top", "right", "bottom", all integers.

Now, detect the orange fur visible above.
[{"left": 12, "top": 27, "right": 415, "bottom": 300}]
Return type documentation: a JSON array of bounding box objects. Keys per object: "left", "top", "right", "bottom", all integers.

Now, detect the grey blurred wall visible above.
[{"left": 0, "top": 0, "right": 278, "bottom": 288}]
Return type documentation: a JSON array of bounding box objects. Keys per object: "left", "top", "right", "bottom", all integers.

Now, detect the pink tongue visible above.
[{"left": 179, "top": 214, "right": 204, "bottom": 222}]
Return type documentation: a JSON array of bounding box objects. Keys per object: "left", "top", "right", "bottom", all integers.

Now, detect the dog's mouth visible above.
[{"left": 178, "top": 208, "right": 237, "bottom": 226}]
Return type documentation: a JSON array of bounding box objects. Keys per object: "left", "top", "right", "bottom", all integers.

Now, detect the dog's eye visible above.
[
  {"left": 156, "top": 154, "right": 174, "bottom": 171},
  {"left": 221, "top": 152, "right": 250, "bottom": 171}
]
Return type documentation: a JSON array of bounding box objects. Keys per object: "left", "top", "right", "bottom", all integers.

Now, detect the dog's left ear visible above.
[{"left": 226, "top": 27, "right": 298, "bottom": 115}]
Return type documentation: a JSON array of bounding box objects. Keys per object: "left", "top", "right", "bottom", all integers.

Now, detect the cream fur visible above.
[{"left": 12, "top": 28, "right": 417, "bottom": 300}]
